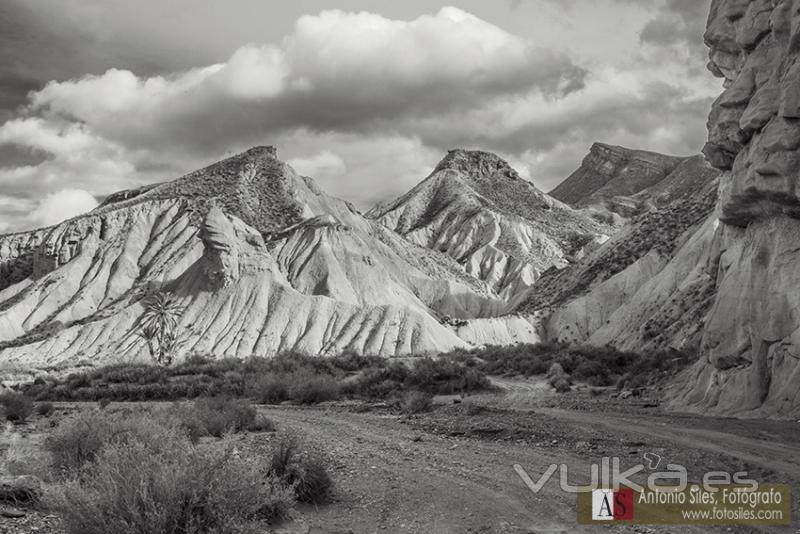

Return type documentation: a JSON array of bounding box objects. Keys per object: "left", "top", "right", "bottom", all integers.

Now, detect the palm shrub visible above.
[{"left": 137, "top": 292, "right": 186, "bottom": 366}]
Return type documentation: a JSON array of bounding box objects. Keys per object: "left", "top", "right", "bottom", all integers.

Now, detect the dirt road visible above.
[
  {"left": 538, "top": 408, "right": 800, "bottom": 482},
  {"left": 259, "top": 405, "right": 797, "bottom": 534}
]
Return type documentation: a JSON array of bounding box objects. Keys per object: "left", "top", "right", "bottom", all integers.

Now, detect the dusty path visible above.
[
  {"left": 538, "top": 408, "right": 800, "bottom": 482},
  {"left": 259, "top": 406, "right": 779, "bottom": 534}
]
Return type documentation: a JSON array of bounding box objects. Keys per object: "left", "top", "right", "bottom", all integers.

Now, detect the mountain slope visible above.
[
  {"left": 368, "top": 149, "right": 609, "bottom": 299},
  {"left": 549, "top": 143, "right": 719, "bottom": 222},
  {"left": 549, "top": 143, "right": 684, "bottom": 206},
  {"left": 0, "top": 147, "right": 540, "bottom": 367}
]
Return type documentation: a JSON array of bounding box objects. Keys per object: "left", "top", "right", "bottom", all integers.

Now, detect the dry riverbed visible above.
[{"left": 1, "top": 380, "right": 798, "bottom": 534}]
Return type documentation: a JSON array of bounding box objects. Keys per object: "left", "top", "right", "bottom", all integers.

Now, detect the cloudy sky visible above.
[{"left": 0, "top": 0, "right": 718, "bottom": 232}]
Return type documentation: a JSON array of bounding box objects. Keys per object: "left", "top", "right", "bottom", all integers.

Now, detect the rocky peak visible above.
[
  {"left": 434, "top": 149, "right": 521, "bottom": 181},
  {"left": 586, "top": 143, "right": 682, "bottom": 174},
  {"left": 549, "top": 143, "right": 686, "bottom": 207},
  {"left": 243, "top": 145, "right": 278, "bottom": 159}
]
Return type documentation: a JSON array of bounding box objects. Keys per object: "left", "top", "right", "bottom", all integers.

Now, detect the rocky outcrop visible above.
[
  {"left": 538, "top": 0, "right": 800, "bottom": 418},
  {"left": 670, "top": 0, "right": 800, "bottom": 417},
  {"left": 368, "top": 149, "right": 608, "bottom": 299},
  {"left": 0, "top": 147, "right": 540, "bottom": 367}
]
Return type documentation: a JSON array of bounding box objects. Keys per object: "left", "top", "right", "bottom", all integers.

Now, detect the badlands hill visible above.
[
  {"left": 549, "top": 143, "right": 720, "bottom": 220},
  {"left": 368, "top": 149, "right": 609, "bottom": 299},
  {"left": 0, "top": 147, "right": 545, "bottom": 367}
]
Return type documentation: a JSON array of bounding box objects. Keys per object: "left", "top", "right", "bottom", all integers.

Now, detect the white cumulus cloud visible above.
[{"left": 27, "top": 188, "right": 99, "bottom": 228}]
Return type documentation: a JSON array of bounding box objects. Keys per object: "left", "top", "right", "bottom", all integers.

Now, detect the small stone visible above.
[{"left": 0, "top": 506, "right": 26, "bottom": 518}]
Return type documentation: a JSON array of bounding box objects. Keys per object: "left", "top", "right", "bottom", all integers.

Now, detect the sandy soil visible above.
[{"left": 262, "top": 402, "right": 799, "bottom": 534}]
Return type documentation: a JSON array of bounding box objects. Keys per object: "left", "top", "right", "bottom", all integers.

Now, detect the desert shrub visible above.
[
  {"left": 405, "top": 357, "right": 491, "bottom": 394},
  {"left": 0, "top": 392, "right": 34, "bottom": 422},
  {"left": 249, "top": 413, "right": 276, "bottom": 432},
  {"left": 329, "top": 351, "right": 385, "bottom": 372},
  {"left": 439, "top": 343, "right": 693, "bottom": 390},
  {"left": 47, "top": 431, "right": 294, "bottom": 534},
  {"left": 399, "top": 391, "right": 433, "bottom": 414},
  {"left": 248, "top": 364, "right": 346, "bottom": 405},
  {"left": 343, "top": 362, "right": 409, "bottom": 398},
  {"left": 547, "top": 363, "right": 571, "bottom": 393},
  {"left": 551, "top": 377, "right": 572, "bottom": 393},
  {"left": 35, "top": 401, "right": 54, "bottom": 417},
  {"left": 342, "top": 358, "right": 490, "bottom": 399},
  {"left": 44, "top": 410, "right": 188, "bottom": 477},
  {"left": 249, "top": 375, "right": 290, "bottom": 404},
  {"left": 288, "top": 372, "right": 342, "bottom": 404},
  {"left": 191, "top": 397, "right": 256, "bottom": 437},
  {"left": 25, "top": 350, "right": 492, "bottom": 404},
  {"left": 269, "top": 431, "right": 333, "bottom": 505}
]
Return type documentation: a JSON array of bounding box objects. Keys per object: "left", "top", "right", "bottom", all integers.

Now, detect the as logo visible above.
[{"left": 591, "top": 488, "right": 634, "bottom": 521}]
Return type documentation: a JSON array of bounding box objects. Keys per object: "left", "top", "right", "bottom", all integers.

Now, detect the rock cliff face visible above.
[
  {"left": 0, "top": 147, "right": 540, "bottom": 367},
  {"left": 540, "top": 0, "right": 800, "bottom": 417},
  {"left": 674, "top": 0, "right": 800, "bottom": 416},
  {"left": 368, "top": 149, "right": 609, "bottom": 300}
]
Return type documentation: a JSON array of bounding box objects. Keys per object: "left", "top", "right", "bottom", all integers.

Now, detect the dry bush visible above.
[
  {"left": 35, "top": 402, "right": 54, "bottom": 417},
  {"left": 248, "top": 413, "right": 276, "bottom": 432},
  {"left": 399, "top": 391, "right": 434, "bottom": 414},
  {"left": 2, "top": 423, "right": 50, "bottom": 480},
  {"left": 47, "top": 434, "right": 294, "bottom": 534},
  {"left": 0, "top": 392, "right": 34, "bottom": 422},
  {"left": 269, "top": 431, "right": 334, "bottom": 505},
  {"left": 191, "top": 397, "right": 256, "bottom": 437},
  {"left": 547, "top": 363, "right": 571, "bottom": 393},
  {"left": 44, "top": 410, "right": 188, "bottom": 477}
]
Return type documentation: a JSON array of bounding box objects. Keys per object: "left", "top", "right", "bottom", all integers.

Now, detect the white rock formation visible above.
[
  {"left": 368, "top": 149, "right": 608, "bottom": 299},
  {"left": 0, "top": 147, "right": 539, "bottom": 367}
]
